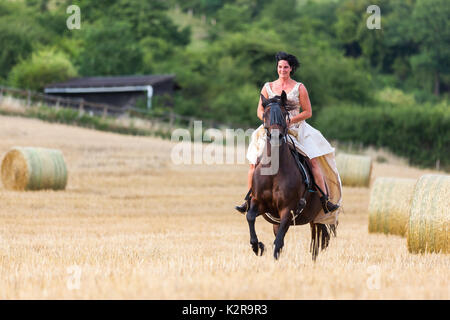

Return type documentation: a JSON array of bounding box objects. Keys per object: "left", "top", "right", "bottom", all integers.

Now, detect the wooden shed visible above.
[{"left": 44, "top": 74, "right": 179, "bottom": 110}]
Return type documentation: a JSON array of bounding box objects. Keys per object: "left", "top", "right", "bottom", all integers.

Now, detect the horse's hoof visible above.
[
  {"left": 251, "top": 242, "right": 265, "bottom": 256},
  {"left": 251, "top": 243, "right": 259, "bottom": 256},
  {"left": 273, "top": 247, "right": 282, "bottom": 260},
  {"left": 258, "top": 242, "right": 265, "bottom": 256}
]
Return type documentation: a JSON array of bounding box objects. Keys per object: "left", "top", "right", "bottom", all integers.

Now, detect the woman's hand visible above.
[{"left": 287, "top": 117, "right": 297, "bottom": 127}]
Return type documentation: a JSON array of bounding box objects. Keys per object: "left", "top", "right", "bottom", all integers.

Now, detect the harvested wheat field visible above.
[{"left": 0, "top": 115, "right": 448, "bottom": 300}]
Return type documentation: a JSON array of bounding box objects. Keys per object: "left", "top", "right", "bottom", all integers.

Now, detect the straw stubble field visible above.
[{"left": 0, "top": 115, "right": 448, "bottom": 299}]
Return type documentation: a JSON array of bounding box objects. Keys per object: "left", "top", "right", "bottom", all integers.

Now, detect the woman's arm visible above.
[
  {"left": 257, "top": 85, "right": 268, "bottom": 121},
  {"left": 289, "top": 84, "right": 312, "bottom": 125}
]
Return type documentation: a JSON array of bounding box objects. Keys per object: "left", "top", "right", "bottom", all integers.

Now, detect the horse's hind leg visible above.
[
  {"left": 246, "top": 204, "right": 265, "bottom": 256},
  {"left": 310, "top": 223, "right": 332, "bottom": 261}
]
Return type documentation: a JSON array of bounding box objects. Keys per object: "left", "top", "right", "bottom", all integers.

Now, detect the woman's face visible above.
[{"left": 277, "top": 60, "right": 292, "bottom": 78}]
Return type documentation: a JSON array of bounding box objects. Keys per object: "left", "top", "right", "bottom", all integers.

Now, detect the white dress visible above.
[{"left": 246, "top": 81, "right": 342, "bottom": 225}]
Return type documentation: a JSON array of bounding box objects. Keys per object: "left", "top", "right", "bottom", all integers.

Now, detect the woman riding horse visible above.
[{"left": 236, "top": 51, "right": 341, "bottom": 215}]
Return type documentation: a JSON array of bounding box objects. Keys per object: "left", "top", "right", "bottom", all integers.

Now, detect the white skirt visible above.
[
  {"left": 246, "top": 121, "right": 342, "bottom": 225},
  {"left": 247, "top": 121, "right": 335, "bottom": 164}
]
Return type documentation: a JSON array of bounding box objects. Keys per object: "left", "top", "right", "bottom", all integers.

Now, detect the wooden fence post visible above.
[
  {"left": 78, "top": 100, "right": 84, "bottom": 115},
  {"left": 169, "top": 111, "right": 174, "bottom": 132},
  {"left": 103, "top": 106, "right": 107, "bottom": 118},
  {"left": 26, "top": 90, "right": 31, "bottom": 107}
]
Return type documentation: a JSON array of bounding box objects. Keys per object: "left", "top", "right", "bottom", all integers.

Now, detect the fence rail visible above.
[
  {"left": 0, "top": 85, "right": 123, "bottom": 116},
  {"left": 0, "top": 85, "right": 246, "bottom": 131}
]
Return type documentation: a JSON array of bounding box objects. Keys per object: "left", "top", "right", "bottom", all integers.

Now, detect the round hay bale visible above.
[
  {"left": 1, "top": 147, "right": 68, "bottom": 191},
  {"left": 336, "top": 153, "right": 372, "bottom": 187},
  {"left": 407, "top": 174, "right": 449, "bottom": 254},
  {"left": 368, "top": 177, "right": 417, "bottom": 236}
]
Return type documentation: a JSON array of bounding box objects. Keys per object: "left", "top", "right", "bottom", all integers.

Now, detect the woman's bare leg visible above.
[
  {"left": 236, "top": 164, "right": 255, "bottom": 213},
  {"left": 310, "top": 157, "right": 339, "bottom": 212},
  {"left": 247, "top": 164, "right": 255, "bottom": 190},
  {"left": 310, "top": 158, "right": 327, "bottom": 194}
]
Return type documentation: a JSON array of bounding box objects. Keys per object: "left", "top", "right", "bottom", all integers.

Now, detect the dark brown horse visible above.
[{"left": 246, "top": 91, "right": 336, "bottom": 260}]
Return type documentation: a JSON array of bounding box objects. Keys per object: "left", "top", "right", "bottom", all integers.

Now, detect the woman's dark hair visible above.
[{"left": 275, "top": 51, "right": 300, "bottom": 74}]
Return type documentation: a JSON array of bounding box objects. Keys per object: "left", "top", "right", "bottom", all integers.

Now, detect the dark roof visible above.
[{"left": 45, "top": 74, "right": 176, "bottom": 89}]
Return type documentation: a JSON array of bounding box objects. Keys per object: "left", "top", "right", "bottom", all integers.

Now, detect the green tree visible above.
[
  {"left": 76, "top": 21, "right": 143, "bottom": 76},
  {"left": 72, "top": 0, "right": 190, "bottom": 45},
  {"left": 381, "top": 0, "right": 418, "bottom": 77},
  {"left": 334, "top": 0, "right": 400, "bottom": 70},
  {"left": 111, "top": 0, "right": 190, "bottom": 45},
  {"left": 0, "top": 1, "right": 52, "bottom": 79},
  {"left": 214, "top": 3, "right": 252, "bottom": 33},
  {"left": 334, "top": 0, "right": 365, "bottom": 58},
  {"left": 25, "top": 0, "right": 50, "bottom": 12},
  {"left": 8, "top": 49, "right": 77, "bottom": 91},
  {"left": 0, "top": 19, "right": 34, "bottom": 80},
  {"left": 411, "top": 0, "right": 450, "bottom": 96}
]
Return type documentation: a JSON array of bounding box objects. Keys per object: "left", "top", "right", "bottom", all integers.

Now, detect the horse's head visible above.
[{"left": 261, "top": 91, "right": 293, "bottom": 139}]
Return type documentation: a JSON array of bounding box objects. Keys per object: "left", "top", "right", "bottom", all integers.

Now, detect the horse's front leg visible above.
[
  {"left": 273, "top": 224, "right": 279, "bottom": 237},
  {"left": 273, "top": 208, "right": 293, "bottom": 260},
  {"left": 246, "top": 202, "right": 265, "bottom": 256}
]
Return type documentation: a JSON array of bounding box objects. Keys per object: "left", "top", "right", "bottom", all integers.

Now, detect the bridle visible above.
[{"left": 263, "top": 102, "right": 290, "bottom": 141}]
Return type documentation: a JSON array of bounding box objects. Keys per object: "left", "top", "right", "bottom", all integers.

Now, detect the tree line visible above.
[{"left": 0, "top": 0, "right": 448, "bottom": 168}]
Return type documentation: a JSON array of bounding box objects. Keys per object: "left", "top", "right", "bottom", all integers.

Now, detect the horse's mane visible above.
[
  {"left": 285, "top": 99, "right": 299, "bottom": 112},
  {"left": 269, "top": 95, "right": 298, "bottom": 113}
]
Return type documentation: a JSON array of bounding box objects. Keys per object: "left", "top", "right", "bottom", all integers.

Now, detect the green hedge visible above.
[{"left": 314, "top": 103, "right": 450, "bottom": 170}]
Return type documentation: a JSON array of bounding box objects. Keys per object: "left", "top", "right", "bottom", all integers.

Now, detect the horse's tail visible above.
[{"left": 310, "top": 223, "right": 337, "bottom": 261}]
